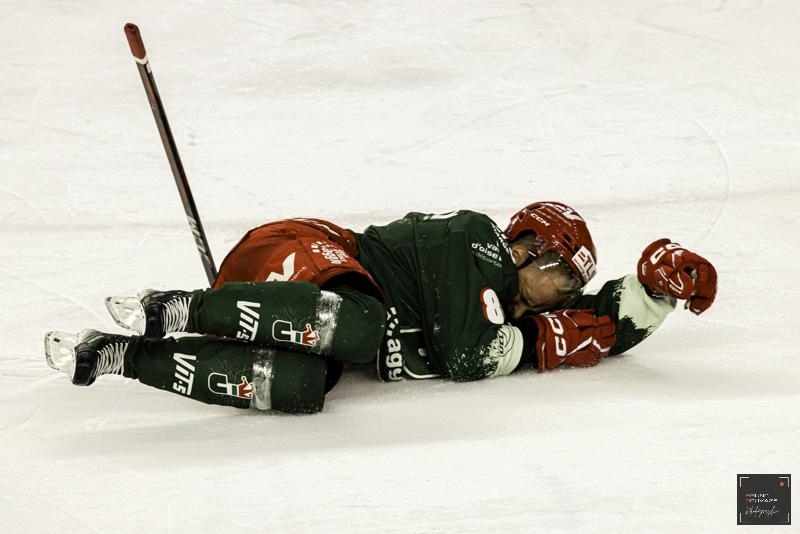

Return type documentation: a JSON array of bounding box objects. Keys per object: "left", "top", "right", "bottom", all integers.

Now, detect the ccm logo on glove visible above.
[
  {"left": 532, "top": 309, "right": 616, "bottom": 372},
  {"left": 637, "top": 238, "right": 718, "bottom": 315},
  {"left": 544, "top": 314, "right": 567, "bottom": 356}
]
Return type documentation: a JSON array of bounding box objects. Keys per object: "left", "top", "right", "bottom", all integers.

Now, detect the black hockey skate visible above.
[
  {"left": 44, "top": 329, "right": 128, "bottom": 386},
  {"left": 105, "top": 289, "right": 191, "bottom": 338}
]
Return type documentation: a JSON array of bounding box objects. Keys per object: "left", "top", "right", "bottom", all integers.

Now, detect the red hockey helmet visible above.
[{"left": 504, "top": 201, "right": 597, "bottom": 286}]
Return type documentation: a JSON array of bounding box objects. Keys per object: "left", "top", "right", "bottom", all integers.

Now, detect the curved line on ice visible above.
[{"left": 639, "top": 84, "right": 732, "bottom": 248}]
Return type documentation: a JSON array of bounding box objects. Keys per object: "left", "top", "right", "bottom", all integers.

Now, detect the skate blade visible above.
[
  {"left": 45, "top": 329, "right": 99, "bottom": 380},
  {"left": 44, "top": 330, "right": 78, "bottom": 371},
  {"left": 105, "top": 295, "right": 145, "bottom": 334}
]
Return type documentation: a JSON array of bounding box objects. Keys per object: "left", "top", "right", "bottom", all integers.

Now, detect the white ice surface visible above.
[{"left": 1, "top": 1, "right": 798, "bottom": 532}]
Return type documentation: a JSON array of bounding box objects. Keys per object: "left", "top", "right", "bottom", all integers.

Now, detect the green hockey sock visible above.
[
  {"left": 186, "top": 281, "right": 384, "bottom": 364},
  {"left": 124, "top": 335, "right": 328, "bottom": 414}
]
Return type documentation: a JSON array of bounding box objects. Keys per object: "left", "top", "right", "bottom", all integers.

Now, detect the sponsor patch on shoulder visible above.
[{"left": 471, "top": 240, "right": 503, "bottom": 268}]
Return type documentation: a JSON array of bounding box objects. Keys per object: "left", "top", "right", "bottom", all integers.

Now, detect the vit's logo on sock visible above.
[
  {"left": 236, "top": 301, "right": 261, "bottom": 341},
  {"left": 172, "top": 353, "right": 196, "bottom": 396},
  {"left": 208, "top": 373, "right": 253, "bottom": 400},
  {"left": 272, "top": 320, "right": 319, "bottom": 347}
]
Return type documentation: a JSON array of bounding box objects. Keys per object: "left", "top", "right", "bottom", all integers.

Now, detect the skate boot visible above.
[
  {"left": 44, "top": 329, "right": 128, "bottom": 386},
  {"left": 105, "top": 289, "right": 191, "bottom": 337}
]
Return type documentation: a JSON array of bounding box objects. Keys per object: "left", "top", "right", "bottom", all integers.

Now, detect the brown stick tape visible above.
[{"left": 124, "top": 23, "right": 147, "bottom": 60}]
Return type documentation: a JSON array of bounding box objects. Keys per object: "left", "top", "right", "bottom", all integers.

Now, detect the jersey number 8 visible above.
[{"left": 481, "top": 288, "right": 505, "bottom": 325}]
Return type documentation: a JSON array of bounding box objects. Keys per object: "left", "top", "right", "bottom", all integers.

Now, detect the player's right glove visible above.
[{"left": 520, "top": 309, "right": 617, "bottom": 372}]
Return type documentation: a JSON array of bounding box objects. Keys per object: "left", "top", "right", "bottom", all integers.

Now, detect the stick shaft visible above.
[{"left": 124, "top": 23, "right": 218, "bottom": 285}]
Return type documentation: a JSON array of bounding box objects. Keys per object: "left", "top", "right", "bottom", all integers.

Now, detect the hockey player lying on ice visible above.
[{"left": 45, "top": 202, "right": 717, "bottom": 414}]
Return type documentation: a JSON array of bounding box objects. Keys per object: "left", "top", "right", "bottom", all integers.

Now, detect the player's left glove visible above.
[
  {"left": 637, "top": 238, "right": 718, "bottom": 315},
  {"left": 519, "top": 309, "right": 616, "bottom": 372}
]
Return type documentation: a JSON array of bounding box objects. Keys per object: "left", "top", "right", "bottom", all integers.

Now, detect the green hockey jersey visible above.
[{"left": 355, "top": 210, "right": 676, "bottom": 382}]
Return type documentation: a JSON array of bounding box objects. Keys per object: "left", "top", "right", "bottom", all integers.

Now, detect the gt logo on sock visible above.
[
  {"left": 208, "top": 373, "right": 253, "bottom": 399},
  {"left": 272, "top": 320, "right": 319, "bottom": 347}
]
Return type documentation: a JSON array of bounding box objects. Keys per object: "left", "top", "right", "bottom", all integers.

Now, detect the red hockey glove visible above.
[
  {"left": 532, "top": 309, "right": 616, "bottom": 372},
  {"left": 637, "top": 238, "right": 717, "bottom": 315}
]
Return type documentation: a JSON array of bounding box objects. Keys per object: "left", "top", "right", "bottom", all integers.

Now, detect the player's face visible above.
[{"left": 510, "top": 246, "right": 583, "bottom": 319}]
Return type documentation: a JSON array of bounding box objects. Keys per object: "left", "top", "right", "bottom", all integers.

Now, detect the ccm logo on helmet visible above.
[{"left": 529, "top": 211, "right": 550, "bottom": 226}]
